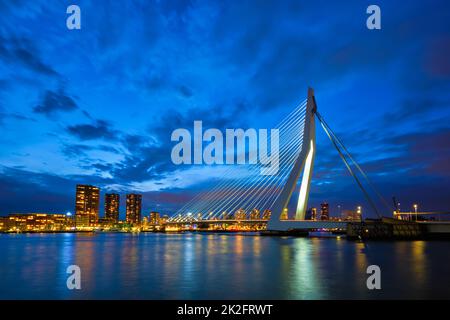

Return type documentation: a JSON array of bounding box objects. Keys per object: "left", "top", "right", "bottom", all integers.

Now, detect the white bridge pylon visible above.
[
  {"left": 170, "top": 87, "right": 379, "bottom": 228},
  {"left": 170, "top": 87, "right": 332, "bottom": 228},
  {"left": 267, "top": 87, "right": 317, "bottom": 231}
]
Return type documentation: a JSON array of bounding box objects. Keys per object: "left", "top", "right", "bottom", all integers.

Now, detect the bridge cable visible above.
[
  {"left": 316, "top": 112, "right": 381, "bottom": 218},
  {"left": 315, "top": 112, "right": 393, "bottom": 213},
  {"left": 201, "top": 111, "right": 305, "bottom": 219},
  {"left": 172, "top": 100, "right": 307, "bottom": 220}
]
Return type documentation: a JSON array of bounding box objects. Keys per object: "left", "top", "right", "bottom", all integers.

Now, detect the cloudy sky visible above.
[{"left": 0, "top": 0, "right": 449, "bottom": 218}]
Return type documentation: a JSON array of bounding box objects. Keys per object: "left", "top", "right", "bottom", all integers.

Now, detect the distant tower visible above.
[
  {"left": 149, "top": 211, "right": 160, "bottom": 224},
  {"left": 105, "top": 193, "right": 120, "bottom": 223},
  {"left": 311, "top": 207, "right": 317, "bottom": 221},
  {"left": 250, "top": 209, "right": 260, "bottom": 220},
  {"left": 320, "top": 203, "right": 329, "bottom": 221},
  {"left": 305, "top": 207, "right": 317, "bottom": 220},
  {"left": 126, "top": 194, "right": 142, "bottom": 225},
  {"left": 75, "top": 184, "right": 100, "bottom": 227},
  {"left": 281, "top": 208, "right": 288, "bottom": 220},
  {"left": 235, "top": 209, "right": 246, "bottom": 220}
]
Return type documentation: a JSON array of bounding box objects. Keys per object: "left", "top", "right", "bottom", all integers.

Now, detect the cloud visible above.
[
  {"left": 424, "top": 36, "right": 450, "bottom": 78},
  {"left": 0, "top": 165, "right": 116, "bottom": 214},
  {"left": 67, "top": 120, "right": 119, "bottom": 141},
  {"left": 60, "top": 143, "right": 121, "bottom": 169},
  {"left": 33, "top": 88, "right": 78, "bottom": 116},
  {"left": 61, "top": 144, "right": 94, "bottom": 159},
  {"left": 388, "top": 128, "right": 450, "bottom": 176},
  {"left": 0, "top": 33, "right": 58, "bottom": 77},
  {"left": 13, "top": 47, "right": 58, "bottom": 77},
  {"left": 108, "top": 102, "right": 249, "bottom": 184},
  {"left": 0, "top": 112, "right": 34, "bottom": 125},
  {"left": 1, "top": 0, "right": 450, "bottom": 216},
  {"left": 0, "top": 103, "right": 35, "bottom": 125},
  {"left": 0, "top": 79, "right": 9, "bottom": 91},
  {"left": 178, "top": 85, "right": 193, "bottom": 98},
  {"left": 0, "top": 168, "right": 72, "bottom": 214}
]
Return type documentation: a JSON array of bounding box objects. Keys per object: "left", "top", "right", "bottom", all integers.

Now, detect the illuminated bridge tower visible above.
[{"left": 267, "top": 88, "right": 316, "bottom": 231}]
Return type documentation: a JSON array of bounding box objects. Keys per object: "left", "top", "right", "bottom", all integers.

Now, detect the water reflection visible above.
[
  {"left": 289, "top": 239, "right": 322, "bottom": 299},
  {"left": 0, "top": 233, "right": 448, "bottom": 299},
  {"left": 411, "top": 241, "right": 427, "bottom": 286}
]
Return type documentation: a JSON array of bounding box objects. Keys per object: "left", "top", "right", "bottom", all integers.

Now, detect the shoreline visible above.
[{"left": 2, "top": 229, "right": 450, "bottom": 241}]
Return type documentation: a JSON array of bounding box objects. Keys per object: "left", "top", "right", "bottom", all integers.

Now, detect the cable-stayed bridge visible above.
[{"left": 167, "top": 88, "right": 376, "bottom": 231}]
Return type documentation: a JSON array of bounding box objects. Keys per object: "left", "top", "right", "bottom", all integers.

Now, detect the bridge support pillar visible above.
[{"left": 268, "top": 87, "right": 317, "bottom": 231}]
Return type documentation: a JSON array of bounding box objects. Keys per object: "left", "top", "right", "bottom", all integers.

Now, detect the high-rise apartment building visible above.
[
  {"left": 75, "top": 184, "right": 100, "bottom": 227},
  {"left": 250, "top": 209, "right": 260, "bottom": 220},
  {"left": 105, "top": 193, "right": 120, "bottom": 223},
  {"left": 320, "top": 202, "right": 329, "bottom": 221},
  {"left": 126, "top": 194, "right": 142, "bottom": 225},
  {"left": 149, "top": 211, "right": 160, "bottom": 224},
  {"left": 305, "top": 207, "right": 317, "bottom": 220}
]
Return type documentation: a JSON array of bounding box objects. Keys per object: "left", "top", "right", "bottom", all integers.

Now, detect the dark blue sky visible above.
[{"left": 0, "top": 0, "right": 449, "bottom": 218}]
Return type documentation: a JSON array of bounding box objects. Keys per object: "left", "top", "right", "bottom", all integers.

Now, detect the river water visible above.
[{"left": 0, "top": 232, "right": 449, "bottom": 299}]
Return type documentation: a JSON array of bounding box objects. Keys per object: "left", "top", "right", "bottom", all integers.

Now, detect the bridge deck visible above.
[
  {"left": 166, "top": 219, "right": 267, "bottom": 224},
  {"left": 166, "top": 219, "right": 348, "bottom": 230}
]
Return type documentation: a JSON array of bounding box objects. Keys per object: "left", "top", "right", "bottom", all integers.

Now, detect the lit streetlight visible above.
[{"left": 356, "top": 206, "right": 362, "bottom": 220}]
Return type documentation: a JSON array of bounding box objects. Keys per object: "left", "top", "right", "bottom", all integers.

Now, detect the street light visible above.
[
  {"left": 356, "top": 206, "right": 362, "bottom": 220},
  {"left": 413, "top": 204, "right": 418, "bottom": 221}
]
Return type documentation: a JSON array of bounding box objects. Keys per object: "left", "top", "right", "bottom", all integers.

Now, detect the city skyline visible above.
[
  {"left": 1, "top": 1, "right": 450, "bottom": 303},
  {"left": 0, "top": 181, "right": 365, "bottom": 225},
  {"left": 0, "top": 0, "right": 449, "bottom": 217}
]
